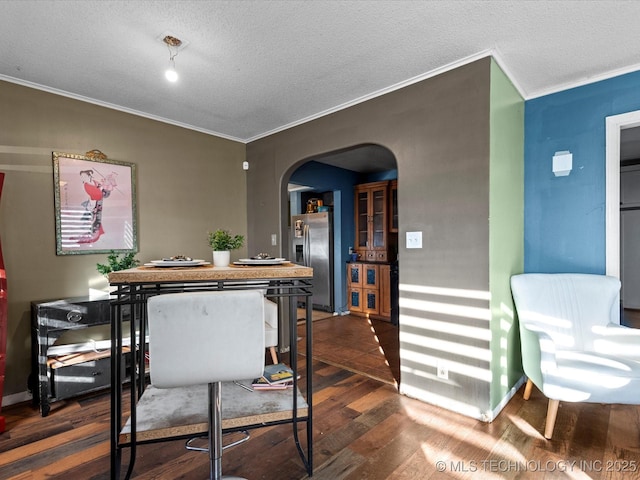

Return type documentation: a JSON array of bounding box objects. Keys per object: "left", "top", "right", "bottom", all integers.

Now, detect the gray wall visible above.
[
  {"left": 247, "top": 58, "right": 498, "bottom": 418},
  {"left": 0, "top": 80, "right": 247, "bottom": 400},
  {"left": 0, "top": 55, "right": 524, "bottom": 421}
]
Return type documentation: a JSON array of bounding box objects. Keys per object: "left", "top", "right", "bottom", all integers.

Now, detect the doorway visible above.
[
  {"left": 284, "top": 144, "right": 398, "bottom": 314},
  {"left": 605, "top": 110, "right": 640, "bottom": 327},
  {"left": 284, "top": 144, "right": 401, "bottom": 384}
]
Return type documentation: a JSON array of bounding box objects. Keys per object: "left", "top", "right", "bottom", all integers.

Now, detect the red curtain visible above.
[{"left": 0, "top": 172, "right": 6, "bottom": 432}]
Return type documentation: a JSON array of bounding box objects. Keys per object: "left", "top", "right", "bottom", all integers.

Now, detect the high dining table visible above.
[{"left": 108, "top": 262, "right": 313, "bottom": 480}]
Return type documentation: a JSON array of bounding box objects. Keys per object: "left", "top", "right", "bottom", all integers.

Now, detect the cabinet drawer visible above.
[
  {"left": 51, "top": 355, "right": 128, "bottom": 400},
  {"left": 38, "top": 299, "right": 110, "bottom": 331},
  {"left": 365, "top": 251, "right": 387, "bottom": 262}
]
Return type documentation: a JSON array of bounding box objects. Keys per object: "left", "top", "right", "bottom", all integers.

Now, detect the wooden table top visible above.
[{"left": 108, "top": 263, "right": 313, "bottom": 284}]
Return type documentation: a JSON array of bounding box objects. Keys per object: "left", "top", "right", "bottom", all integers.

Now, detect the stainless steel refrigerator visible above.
[{"left": 291, "top": 212, "right": 334, "bottom": 312}]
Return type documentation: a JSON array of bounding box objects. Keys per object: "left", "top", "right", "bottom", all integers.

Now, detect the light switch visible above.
[
  {"left": 406, "top": 231, "right": 422, "bottom": 249},
  {"left": 271, "top": 234, "right": 277, "bottom": 246}
]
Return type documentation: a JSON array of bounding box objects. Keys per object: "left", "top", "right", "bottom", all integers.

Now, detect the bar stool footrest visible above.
[{"left": 185, "top": 430, "right": 251, "bottom": 453}]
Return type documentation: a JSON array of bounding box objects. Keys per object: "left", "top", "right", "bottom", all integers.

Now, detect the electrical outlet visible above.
[{"left": 436, "top": 361, "right": 448, "bottom": 380}]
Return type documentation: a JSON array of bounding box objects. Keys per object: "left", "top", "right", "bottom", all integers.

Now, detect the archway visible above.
[{"left": 281, "top": 144, "right": 401, "bottom": 384}]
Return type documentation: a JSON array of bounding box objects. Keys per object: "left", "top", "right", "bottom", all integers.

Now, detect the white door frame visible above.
[{"left": 605, "top": 110, "right": 640, "bottom": 278}]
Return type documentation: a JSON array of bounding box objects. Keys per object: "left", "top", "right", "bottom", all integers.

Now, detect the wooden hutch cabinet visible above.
[
  {"left": 348, "top": 180, "right": 398, "bottom": 322},
  {"left": 354, "top": 181, "right": 390, "bottom": 262}
]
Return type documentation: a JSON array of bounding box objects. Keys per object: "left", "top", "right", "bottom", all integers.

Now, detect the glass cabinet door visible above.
[
  {"left": 356, "top": 190, "right": 369, "bottom": 249},
  {"left": 353, "top": 181, "right": 392, "bottom": 262},
  {"left": 351, "top": 290, "right": 360, "bottom": 308},
  {"left": 364, "top": 264, "right": 378, "bottom": 287},
  {"left": 349, "top": 288, "right": 363, "bottom": 312},
  {"left": 366, "top": 291, "right": 378, "bottom": 311},
  {"left": 348, "top": 263, "right": 362, "bottom": 286},
  {"left": 372, "top": 187, "right": 386, "bottom": 248}
]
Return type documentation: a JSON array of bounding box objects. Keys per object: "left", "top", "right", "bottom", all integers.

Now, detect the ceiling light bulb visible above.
[
  {"left": 161, "top": 35, "right": 183, "bottom": 83},
  {"left": 162, "top": 35, "right": 182, "bottom": 83},
  {"left": 165, "top": 66, "right": 178, "bottom": 82}
]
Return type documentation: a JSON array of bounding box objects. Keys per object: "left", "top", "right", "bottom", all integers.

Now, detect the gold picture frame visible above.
[{"left": 53, "top": 151, "right": 138, "bottom": 255}]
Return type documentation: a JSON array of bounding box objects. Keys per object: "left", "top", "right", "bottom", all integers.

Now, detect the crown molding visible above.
[
  {"left": 246, "top": 49, "right": 521, "bottom": 143},
  {"left": 526, "top": 61, "right": 640, "bottom": 101},
  {"left": 6, "top": 54, "right": 640, "bottom": 144},
  {"left": 0, "top": 74, "right": 244, "bottom": 143}
]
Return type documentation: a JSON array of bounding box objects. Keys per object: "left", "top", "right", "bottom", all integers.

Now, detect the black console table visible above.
[{"left": 30, "top": 296, "right": 129, "bottom": 417}]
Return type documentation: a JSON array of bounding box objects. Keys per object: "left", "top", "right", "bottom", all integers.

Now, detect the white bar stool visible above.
[{"left": 148, "top": 290, "right": 265, "bottom": 479}]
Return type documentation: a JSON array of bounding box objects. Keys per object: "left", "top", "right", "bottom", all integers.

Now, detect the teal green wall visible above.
[{"left": 489, "top": 60, "right": 525, "bottom": 410}]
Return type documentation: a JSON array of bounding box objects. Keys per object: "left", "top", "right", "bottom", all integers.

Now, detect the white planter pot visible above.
[{"left": 212, "top": 250, "right": 231, "bottom": 267}]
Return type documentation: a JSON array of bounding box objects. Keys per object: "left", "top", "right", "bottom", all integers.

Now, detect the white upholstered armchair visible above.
[{"left": 510, "top": 273, "right": 640, "bottom": 439}]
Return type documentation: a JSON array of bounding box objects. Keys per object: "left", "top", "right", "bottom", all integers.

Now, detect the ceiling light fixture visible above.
[{"left": 163, "top": 35, "right": 182, "bottom": 83}]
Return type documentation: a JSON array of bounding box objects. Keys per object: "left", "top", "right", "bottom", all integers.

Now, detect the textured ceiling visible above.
[{"left": 2, "top": 1, "right": 640, "bottom": 143}]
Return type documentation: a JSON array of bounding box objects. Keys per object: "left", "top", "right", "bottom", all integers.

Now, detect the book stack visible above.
[{"left": 252, "top": 363, "right": 294, "bottom": 390}]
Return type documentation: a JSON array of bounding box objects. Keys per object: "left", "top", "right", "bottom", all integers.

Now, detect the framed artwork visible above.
[{"left": 53, "top": 151, "right": 138, "bottom": 255}]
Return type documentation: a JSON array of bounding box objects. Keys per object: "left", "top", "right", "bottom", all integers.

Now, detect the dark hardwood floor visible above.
[
  {"left": 301, "top": 314, "right": 399, "bottom": 386},
  {"left": 1, "top": 315, "right": 639, "bottom": 479},
  {"left": 622, "top": 308, "right": 640, "bottom": 329}
]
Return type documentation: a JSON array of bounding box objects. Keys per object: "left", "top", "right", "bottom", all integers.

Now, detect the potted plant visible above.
[
  {"left": 96, "top": 250, "right": 140, "bottom": 275},
  {"left": 207, "top": 229, "right": 245, "bottom": 267}
]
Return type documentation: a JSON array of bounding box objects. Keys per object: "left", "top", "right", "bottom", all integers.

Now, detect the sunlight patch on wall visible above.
[
  {"left": 399, "top": 282, "right": 493, "bottom": 419},
  {"left": 402, "top": 382, "right": 490, "bottom": 420},
  {"left": 498, "top": 309, "right": 515, "bottom": 389},
  {"left": 401, "top": 327, "right": 491, "bottom": 363},
  {"left": 399, "top": 283, "right": 491, "bottom": 300},
  {"left": 400, "top": 351, "right": 491, "bottom": 382},
  {"left": 401, "top": 297, "right": 491, "bottom": 321},
  {"left": 402, "top": 314, "right": 491, "bottom": 342}
]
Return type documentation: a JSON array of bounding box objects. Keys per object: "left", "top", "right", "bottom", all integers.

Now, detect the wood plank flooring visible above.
[
  {"left": 300, "top": 314, "right": 399, "bottom": 386},
  {"left": 1, "top": 315, "right": 639, "bottom": 479}
]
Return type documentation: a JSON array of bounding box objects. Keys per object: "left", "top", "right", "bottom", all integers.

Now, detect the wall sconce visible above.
[{"left": 552, "top": 151, "right": 572, "bottom": 177}]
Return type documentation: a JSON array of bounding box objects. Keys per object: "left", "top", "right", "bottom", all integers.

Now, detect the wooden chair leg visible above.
[
  {"left": 523, "top": 378, "right": 533, "bottom": 400},
  {"left": 544, "top": 399, "right": 560, "bottom": 439},
  {"left": 269, "top": 346, "right": 278, "bottom": 364}
]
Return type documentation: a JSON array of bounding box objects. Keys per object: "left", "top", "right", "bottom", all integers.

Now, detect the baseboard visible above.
[
  {"left": 400, "top": 384, "right": 489, "bottom": 421},
  {"left": 400, "top": 375, "right": 527, "bottom": 423},
  {"left": 485, "top": 375, "right": 526, "bottom": 422},
  {"left": 2, "top": 390, "right": 32, "bottom": 408}
]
